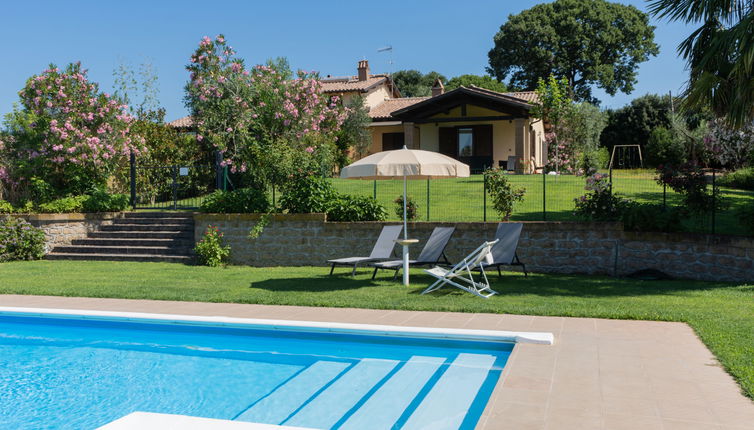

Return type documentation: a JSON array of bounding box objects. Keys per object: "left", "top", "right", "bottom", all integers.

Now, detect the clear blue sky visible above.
[{"left": 0, "top": 0, "right": 692, "bottom": 122}]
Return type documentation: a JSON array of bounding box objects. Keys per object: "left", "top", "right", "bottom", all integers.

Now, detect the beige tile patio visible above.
[{"left": 2, "top": 294, "right": 753, "bottom": 430}]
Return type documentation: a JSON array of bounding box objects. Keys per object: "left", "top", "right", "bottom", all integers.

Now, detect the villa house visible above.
[{"left": 169, "top": 60, "right": 546, "bottom": 173}]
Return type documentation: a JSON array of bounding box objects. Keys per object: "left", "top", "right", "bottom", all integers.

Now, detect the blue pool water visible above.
[{"left": 0, "top": 312, "right": 513, "bottom": 430}]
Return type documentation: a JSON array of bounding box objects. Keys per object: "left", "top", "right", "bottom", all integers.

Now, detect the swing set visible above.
[{"left": 608, "top": 144, "right": 644, "bottom": 170}]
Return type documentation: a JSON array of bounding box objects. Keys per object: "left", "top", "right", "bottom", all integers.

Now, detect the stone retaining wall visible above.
[
  {"left": 195, "top": 214, "right": 754, "bottom": 283},
  {"left": 13, "top": 213, "right": 120, "bottom": 253}
]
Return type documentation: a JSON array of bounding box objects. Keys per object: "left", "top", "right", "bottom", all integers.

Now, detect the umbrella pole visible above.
[{"left": 402, "top": 175, "right": 409, "bottom": 286}]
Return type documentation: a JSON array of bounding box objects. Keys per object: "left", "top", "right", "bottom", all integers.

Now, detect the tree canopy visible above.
[
  {"left": 445, "top": 74, "right": 508, "bottom": 92},
  {"left": 487, "top": 0, "right": 659, "bottom": 103},
  {"left": 391, "top": 70, "right": 445, "bottom": 97},
  {"left": 648, "top": 0, "right": 754, "bottom": 128},
  {"left": 599, "top": 94, "right": 674, "bottom": 154}
]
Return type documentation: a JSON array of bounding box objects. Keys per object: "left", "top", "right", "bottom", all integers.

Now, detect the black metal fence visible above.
[
  {"left": 128, "top": 152, "right": 225, "bottom": 210},
  {"left": 331, "top": 169, "right": 752, "bottom": 237}
]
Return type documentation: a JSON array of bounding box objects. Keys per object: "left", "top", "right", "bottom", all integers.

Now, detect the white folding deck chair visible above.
[{"left": 421, "top": 239, "right": 500, "bottom": 299}]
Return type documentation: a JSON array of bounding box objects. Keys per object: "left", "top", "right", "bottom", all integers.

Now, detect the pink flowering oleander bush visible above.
[
  {"left": 194, "top": 225, "right": 231, "bottom": 267},
  {"left": 705, "top": 119, "right": 754, "bottom": 169},
  {"left": 574, "top": 172, "right": 629, "bottom": 221},
  {"left": 2, "top": 62, "right": 146, "bottom": 201},
  {"left": 0, "top": 217, "right": 45, "bottom": 262},
  {"left": 184, "top": 35, "right": 348, "bottom": 187}
]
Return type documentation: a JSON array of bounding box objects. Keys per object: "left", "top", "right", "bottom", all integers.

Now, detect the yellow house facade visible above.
[{"left": 368, "top": 84, "right": 546, "bottom": 173}]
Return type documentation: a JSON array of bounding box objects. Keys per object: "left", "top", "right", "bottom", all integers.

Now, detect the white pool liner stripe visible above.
[
  {"left": 339, "top": 356, "right": 446, "bottom": 430},
  {"left": 236, "top": 360, "right": 350, "bottom": 424},
  {"left": 402, "top": 353, "right": 497, "bottom": 430},
  {"left": 97, "top": 412, "right": 315, "bottom": 430},
  {"left": 284, "top": 359, "right": 398, "bottom": 428},
  {"left": 0, "top": 307, "right": 555, "bottom": 345}
]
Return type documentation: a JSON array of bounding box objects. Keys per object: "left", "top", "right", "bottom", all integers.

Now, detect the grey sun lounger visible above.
[
  {"left": 370, "top": 226, "right": 455, "bottom": 279},
  {"left": 485, "top": 223, "right": 528, "bottom": 277},
  {"left": 327, "top": 225, "right": 403, "bottom": 276}
]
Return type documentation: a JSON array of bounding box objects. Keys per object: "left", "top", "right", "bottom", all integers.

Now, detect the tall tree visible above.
[
  {"left": 445, "top": 74, "right": 508, "bottom": 93},
  {"left": 648, "top": 0, "right": 754, "bottom": 128},
  {"left": 599, "top": 94, "right": 674, "bottom": 155},
  {"left": 391, "top": 70, "right": 446, "bottom": 97},
  {"left": 487, "top": 0, "right": 659, "bottom": 103}
]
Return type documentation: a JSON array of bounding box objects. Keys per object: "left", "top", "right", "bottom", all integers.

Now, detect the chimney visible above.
[
  {"left": 431, "top": 78, "right": 445, "bottom": 97},
  {"left": 357, "top": 60, "right": 370, "bottom": 81}
]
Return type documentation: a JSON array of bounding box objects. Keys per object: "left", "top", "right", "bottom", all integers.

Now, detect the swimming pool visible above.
[{"left": 0, "top": 308, "right": 543, "bottom": 430}]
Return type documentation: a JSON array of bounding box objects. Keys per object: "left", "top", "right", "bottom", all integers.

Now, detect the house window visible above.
[{"left": 458, "top": 128, "right": 473, "bottom": 157}]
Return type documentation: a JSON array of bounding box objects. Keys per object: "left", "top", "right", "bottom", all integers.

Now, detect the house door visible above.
[
  {"left": 382, "top": 132, "right": 405, "bottom": 151},
  {"left": 438, "top": 125, "right": 493, "bottom": 172}
]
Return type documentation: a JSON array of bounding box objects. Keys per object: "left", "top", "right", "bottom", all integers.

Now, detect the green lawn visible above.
[
  {"left": 330, "top": 171, "right": 754, "bottom": 236},
  {"left": 1, "top": 260, "right": 752, "bottom": 400}
]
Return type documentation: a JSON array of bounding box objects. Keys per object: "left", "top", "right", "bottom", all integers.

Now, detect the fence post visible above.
[
  {"left": 712, "top": 169, "right": 717, "bottom": 234},
  {"left": 272, "top": 185, "right": 276, "bottom": 208},
  {"left": 214, "top": 151, "right": 223, "bottom": 190},
  {"left": 129, "top": 152, "right": 136, "bottom": 210},
  {"left": 483, "top": 174, "right": 487, "bottom": 222},
  {"left": 171, "top": 165, "right": 178, "bottom": 210},
  {"left": 662, "top": 182, "right": 668, "bottom": 210},
  {"left": 609, "top": 165, "right": 613, "bottom": 192},
  {"left": 542, "top": 168, "right": 547, "bottom": 221},
  {"left": 426, "top": 178, "right": 430, "bottom": 221},
  {"left": 373, "top": 179, "right": 377, "bottom": 200}
]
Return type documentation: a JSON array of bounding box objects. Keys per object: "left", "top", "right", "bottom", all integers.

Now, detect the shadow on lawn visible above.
[{"left": 249, "top": 268, "right": 740, "bottom": 297}]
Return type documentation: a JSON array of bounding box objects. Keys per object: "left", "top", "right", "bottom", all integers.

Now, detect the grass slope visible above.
[
  {"left": 330, "top": 172, "right": 753, "bottom": 235},
  {"left": 1, "top": 260, "right": 752, "bottom": 400}
]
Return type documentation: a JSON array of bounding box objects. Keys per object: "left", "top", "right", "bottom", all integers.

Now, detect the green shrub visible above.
[
  {"left": 622, "top": 203, "right": 684, "bottom": 232},
  {"left": 194, "top": 225, "right": 230, "bottom": 267},
  {"left": 29, "top": 177, "right": 55, "bottom": 204},
  {"left": 326, "top": 195, "right": 388, "bottom": 222},
  {"left": 484, "top": 168, "right": 526, "bottom": 220},
  {"left": 394, "top": 195, "right": 418, "bottom": 221},
  {"left": 0, "top": 217, "right": 46, "bottom": 262},
  {"left": 0, "top": 201, "right": 13, "bottom": 214},
  {"left": 200, "top": 188, "right": 270, "bottom": 213},
  {"left": 646, "top": 127, "right": 686, "bottom": 167},
  {"left": 280, "top": 176, "right": 337, "bottom": 213},
  {"left": 578, "top": 147, "right": 609, "bottom": 172},
  {"left": 82, "top": 190, "right": 130, "bottom": 212},
  {"left": 574, "top": 173, "right": 630, "bottom": 221},
  {"left": 36, "top": 195, "right": 87, "bottom": 213},
  {"left": 718, "top": 167, "right": 754, "bottom": 191}
]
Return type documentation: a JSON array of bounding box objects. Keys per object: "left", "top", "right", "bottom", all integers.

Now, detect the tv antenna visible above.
[{"left": 377, "top": 45, "right": 394, "bottom": 75}]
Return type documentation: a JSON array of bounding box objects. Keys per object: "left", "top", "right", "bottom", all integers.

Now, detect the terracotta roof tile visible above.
[
  {"left": 369, "top": 97, "right": 430, "bottom": 119},
  {"left": 321, "top": 75, "right": 389, "bottom": 93},
  {"left": 503, "top": 91, "right": 539, "bottom": 104},
  {"left": 167, "top": 116, "right": 194, "bottom": 128}
]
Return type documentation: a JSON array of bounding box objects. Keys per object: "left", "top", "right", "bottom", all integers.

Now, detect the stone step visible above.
[
  {"left": 52, "top": 245, "right": 193, "bottom": 256},
  {"left": 111, "top": 217, "right": 195, "bottom": 225},
  {"left": 100, "top": 224, "right": 193, "bottom": 232},
  {"left": 71, "top": 238, "right": 194, "bottom": 247},
  {"left": 46, "top": 252, "right": 193, "bottom": 263},
  {"left": 122, "top": 212, "right": 195, "bottom": 219},
  {"left": 89, "top": 231, "right": 193, "bottom": 240}
]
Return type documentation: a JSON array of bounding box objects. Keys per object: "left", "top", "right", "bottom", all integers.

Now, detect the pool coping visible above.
[
  {"left": 3, "top": 296, "right": 751, "bottom": 429},
  {"left": 0, "top": 306, "right": 555, "bottom": 345}
]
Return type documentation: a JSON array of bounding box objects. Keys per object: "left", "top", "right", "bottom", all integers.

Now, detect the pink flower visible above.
[
  {"left": 197, "top": 134, "right": 203, "bottom": 141},
  {"left": 305, "top": 146, "right": 314, "bottom": 153}
]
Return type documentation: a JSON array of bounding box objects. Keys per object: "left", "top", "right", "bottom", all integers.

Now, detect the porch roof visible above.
[{"left": 390, "top": 86, "right": 535, "bottom": 122}]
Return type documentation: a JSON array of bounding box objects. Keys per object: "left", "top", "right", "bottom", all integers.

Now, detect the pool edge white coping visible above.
[{"left": 0, "top": 306, "right": 554, "bottom": 345}]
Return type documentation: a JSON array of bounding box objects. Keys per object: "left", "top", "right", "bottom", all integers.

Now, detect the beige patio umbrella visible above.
[{"left": 340, "top": 146, "right": 470, "bottom": 286}]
